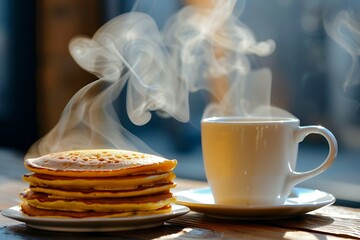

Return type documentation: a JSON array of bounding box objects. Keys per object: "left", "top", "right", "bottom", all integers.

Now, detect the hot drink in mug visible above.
[{"left": 201, "top": 117, "right": 337, "bottom": 206}]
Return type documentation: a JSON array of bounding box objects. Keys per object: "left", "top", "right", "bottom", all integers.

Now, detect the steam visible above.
[
  {"left": 163, "top": 0, "right": 277, "bottom": 117},
  {"left": 27, "top": 0, "right": 279, "bottom": 158},
  {"left": 325, "top": 10, "right": 360, "bottom": 96}
]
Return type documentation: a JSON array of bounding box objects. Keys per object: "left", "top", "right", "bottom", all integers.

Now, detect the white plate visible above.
[
  {"left": 1, "top": 204, "right": 189, "bottom": 232},
  {"left": 175, "top": 187, "right": 335, "bottom": 220}
]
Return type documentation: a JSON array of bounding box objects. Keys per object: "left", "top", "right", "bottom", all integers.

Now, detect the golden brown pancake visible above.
[
  {"left": 24, "top": 149, "right": 177, "bottom": 177},
  {"left": 21, "top": 189, "right": 175, "bottom": 212},
  {"left": 21, "top": 202, "right": 172, "bottom": 218},
  {"left": 23, "top": 172, "right": 176, "bottom": 190},
  {"left": 21, "top": 149, "right": 178, "bottom": 218},
  {"left": 29, "top": 182, "right": 176, "bottom": 198}
]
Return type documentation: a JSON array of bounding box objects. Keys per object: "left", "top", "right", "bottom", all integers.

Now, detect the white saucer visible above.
[
  {"left": 175, "top": 187, "right": 335, "bottom": 220},
  {"left": 1, "top": 204, "right": 189, "bottom": 232}
]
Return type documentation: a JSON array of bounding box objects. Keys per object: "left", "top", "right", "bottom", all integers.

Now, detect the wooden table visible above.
[{"left": 0, "top": 153, "right": 359, "bottom": 239}]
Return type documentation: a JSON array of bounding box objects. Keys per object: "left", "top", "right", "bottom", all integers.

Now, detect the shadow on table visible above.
[
  {"left": 4, "top": 212, "right": 357, "bottom": 239},
  {"left": 2, "top": 223, "right": 221, "bottom": 240}
]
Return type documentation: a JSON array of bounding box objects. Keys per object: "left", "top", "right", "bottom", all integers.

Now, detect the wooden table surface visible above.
[{"left": 0, "top": 152, "right": 359, "bottom": 240}]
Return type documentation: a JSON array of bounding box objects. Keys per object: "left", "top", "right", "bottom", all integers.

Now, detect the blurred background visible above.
[{"left": 0, "top": 0, "right": 359, "bottom": 206}]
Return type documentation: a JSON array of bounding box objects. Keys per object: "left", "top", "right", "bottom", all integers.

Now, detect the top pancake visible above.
[{"left": 24, "top": 149, "right": 177, "bottom": 177}]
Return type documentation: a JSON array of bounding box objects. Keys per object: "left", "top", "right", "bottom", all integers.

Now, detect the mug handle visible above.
[{"left": 286, "top": 125, "right": 338, "bottom": 192}]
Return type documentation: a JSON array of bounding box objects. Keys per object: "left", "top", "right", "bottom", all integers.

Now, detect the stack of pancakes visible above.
[{"left": 21, "top": 149, "right": 177, "bottom": 218}]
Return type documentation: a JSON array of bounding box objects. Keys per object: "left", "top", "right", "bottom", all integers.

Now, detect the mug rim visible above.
[{"left": 201, "top": 116, "right": 299, "bottom": 124}]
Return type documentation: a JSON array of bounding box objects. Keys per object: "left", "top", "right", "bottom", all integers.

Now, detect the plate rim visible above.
[
  {"left": 174, "top": 187, "right": 335, "bottom": 219},
  {"left": 1, "top": 204, "right": 190, "bottom": 231}
]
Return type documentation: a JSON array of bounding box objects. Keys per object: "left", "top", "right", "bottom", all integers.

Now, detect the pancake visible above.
[
  {"left": 21, "top": 189, "right": 175, "bottom": 212},
  {"left": 29, "top": 182, "right": 176, "bottom": 198},
  {"left": 24, "top": 149, "right": 177, "bottom": 177},
  {"left": 21, "top": 202, "right": 172, "bottom": 218},
  {"left": 21, "top": 149, "right": 178, "bottom": 218},
  {"left": 23, "top": 172, "right": 176, "bottom": 190}
]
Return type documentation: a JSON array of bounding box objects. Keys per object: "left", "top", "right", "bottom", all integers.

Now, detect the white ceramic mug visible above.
[{"left": 201, "top": 117, "right": 338, "bottom": 206}]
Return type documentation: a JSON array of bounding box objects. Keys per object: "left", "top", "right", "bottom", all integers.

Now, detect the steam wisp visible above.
[
  {"left": 27, "top": 0, "right": 279, "bottom": 158},
  {"left": 325, "top": 10, "right": 360, "bottom": 101}
]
